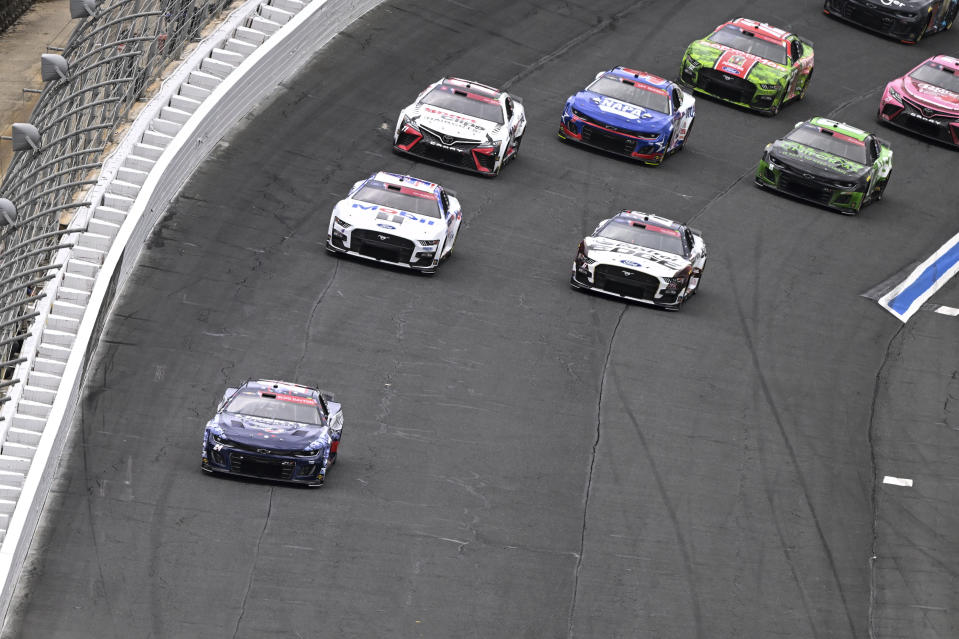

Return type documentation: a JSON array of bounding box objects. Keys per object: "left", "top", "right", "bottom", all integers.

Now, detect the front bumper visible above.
[
  {"left": 558, "top": 113, "right": 666, "bottom": 165},
  {"left": 393, "top": 126, "right": 500, "bottom": 175},
  {"left": 202, "top": 442, "right": 327, "bottom": 486},
  {"left": 824, "top": 0, "right": 930, "bottom": 43},
  {"left": 680, "top": 58, "right": 781, "bottom": 113},
  {"left": 327, "top": 227, "right": 440, "bottom": 273},
  {"left": 570, "top": 264, "right": 682, "bottom": 308},
  {"left": 755, "top": 159, "right": 865, "bottom": 213},
  {"left": 878, "top": 95, "right": 959, "bottom": 147}
]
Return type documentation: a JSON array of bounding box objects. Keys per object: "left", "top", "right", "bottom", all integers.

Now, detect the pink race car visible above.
[{"left": 878, "top": 55, "right": 959, "bottom": 147}]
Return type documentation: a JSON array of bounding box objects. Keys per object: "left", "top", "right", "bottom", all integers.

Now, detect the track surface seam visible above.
[{"left": 566, "top": 304, "right": 626, "bottom": 638}]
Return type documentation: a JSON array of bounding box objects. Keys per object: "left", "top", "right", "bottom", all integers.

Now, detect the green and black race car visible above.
[
  {"left": 755, "top": 117, "right": 893, "bottom": 215},
  {"left": 679, "top": 18, "right": 814, "bottom": 115}
]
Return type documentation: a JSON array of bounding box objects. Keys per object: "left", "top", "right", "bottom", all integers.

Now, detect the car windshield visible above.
[
  {"left": 707, "top": 25, "right": 788, "bottom": 65},
  {"left": 225, "top": 391, "right": 323, "bottom": 424},
  {"left": 784, "top": 123, "right": 868, "bottom": 165},
  {"left": 909, "top": 62, "right": 959, "bottom": 94},
  {"left": 587, "top": 76, "right": 670, "bottom": 113},
  {"left": 354, "top": 183, "right": 442, "bottom": 218},
  {"left": 421, "top": 86, "right": 504, "bottom": 123},
  {"left": 599, "top": 217, "right": 685, "bottom": 255}
]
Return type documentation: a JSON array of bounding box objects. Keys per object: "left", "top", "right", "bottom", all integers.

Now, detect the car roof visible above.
[
  {"left": 616, "top": 210, "right": 684, "bottom": 232},
  {"left": 805, "top": 117, "right": 870, "bottom": 142},
  {"left": 370, "top": 171, "right": 441, "bottom": 198},
  {"left": 242, "top": 379, "right": 317, "bottom": 399},
  {"left": 724, "top": 17, "right": 791, "bottom": 44},
  {"left": 929, "top": 55, "right": 959, "bottom": 72},
  {"left": 606, "top": 67, "right": 674, "bottom": 93},
  {"left": 441, "top": 77, "right": 502, "bottom": 99}
]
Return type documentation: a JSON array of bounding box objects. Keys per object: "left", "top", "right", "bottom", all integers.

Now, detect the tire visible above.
[
  {"left": 945, "top": 2, "right": 958, "bottom": 30},
  {"left": 875, "top": 170, "right": 892, "bottom": 202},
  {"left": 509, "top": 135, "right": 523, "bottom": 162},
  {"left": 766, "top": 95, "right": 782, "bottom": 117},
  {"left": 798, "top": 69, "right": 813, "bottom": 101},
  {"left": 677, "top": 119, "right": 694, "bottom": 152},
  {"left": 689, "top": 267, "right": 704, "bottom": 296}
]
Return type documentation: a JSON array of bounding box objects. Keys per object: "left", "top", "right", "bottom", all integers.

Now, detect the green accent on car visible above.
[
  {"left": 774, "top": 140, "right": 864, "bottom": 176},
  {"left": 754, "top": 118, "right": 894, "bottom": 214},
  {"left": 755, "top": 157, "right": 865, "bottom": 212},
  {"left": 807, "top": 116, "right": 868, "bottom": 141},
  {"left": 679, "top": 23, "right": 814, "bottom": 114}
]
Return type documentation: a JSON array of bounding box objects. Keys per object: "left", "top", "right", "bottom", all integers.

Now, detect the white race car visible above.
[
  {"left": 326, "top": 171, "right": 462, "bottom": 274},
  {"left": 571, "top": 210, "right": 706, "bottom": 309},
  {"left": 393, "top": 77, "right": 526, "bottom": 177}
]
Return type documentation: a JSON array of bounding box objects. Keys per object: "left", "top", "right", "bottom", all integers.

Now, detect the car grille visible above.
[
  {"left": 572, "top": 109, "right": 652, "bottom": 137},
  {"left": 894, "top": 97, "right": 958, "bottom": 144},
  {"left": 227, "top": 440, "right": 301, "bottom": 455},
  {"left": 580, "top": 125, "right": 635, "bottom": 155},
  {"left": 777, "top": 169, "right": 835, "bottom": 205},
  {"left": 406, "top": 125, "right": 480, "bottom": 168},
  {"left": 696, "top": 68, "right": 756, "bottom": 104},
  {"left": 419, "top": 125, "right": 475, "bottom": 147},
  {"left": 350, "top": 229, "right": 415, "bottom": 263},
  {"left": 593, "top": 265, "right": 660, "bottom": 300},
  {"left": 230, "top": 453, "right": 295, "bottom": 480}
]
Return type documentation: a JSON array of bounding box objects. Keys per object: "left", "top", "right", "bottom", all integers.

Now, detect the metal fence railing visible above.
[{"left": 0, "top": 0, "right": 230, "bottom": 387}]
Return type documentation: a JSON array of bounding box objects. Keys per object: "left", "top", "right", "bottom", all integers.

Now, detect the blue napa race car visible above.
[
  {"left": 559, "top": 66, "right": 696, "bottom": 166},
  {"left": 201, "top": 380, "right": 343, "bottom": 487}
]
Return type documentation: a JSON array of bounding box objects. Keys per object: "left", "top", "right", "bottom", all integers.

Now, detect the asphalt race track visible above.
[{"left": 4, "top": 1, "right": 959, "bottom": 637}]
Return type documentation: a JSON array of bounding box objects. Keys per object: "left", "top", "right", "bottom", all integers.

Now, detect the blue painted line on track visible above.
[{"left": 887, "top": 241, "right": 959, "bottom": 314}]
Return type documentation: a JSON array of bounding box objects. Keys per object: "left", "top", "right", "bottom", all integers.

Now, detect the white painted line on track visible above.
[
  {"left": 933, "top": 305, "right": 959, "bottom": 316},
  {"left": 878, "top": 231, "right": 959, "bottom": 322},
  {"left": 883, "top": 475, "right": 914, "bottom": 487}
]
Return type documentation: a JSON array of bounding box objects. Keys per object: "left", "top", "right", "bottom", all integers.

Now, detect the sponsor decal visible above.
[
  {"left": 353, "top": 202, "right": 436, "bottom": 225},
  {"left": 265, "top": 392, "right": 317, "bottom": 405},
  {"left": 597, "top": 97, "right": 648, "bottom": 120},
  {"left": 715, "top": 50, "right": 758, "bottom": 79},
  {"left": 914, "top": 81, "right": 959, "bottom": 105},
  {"left": 592, "top": 239, "right": 687, "bottom": 270},
  {"left": 422, "top": 107, "right": 487, "bottom": 133},
  {"left": 777, "top": 141, "right": 862, "bottom": 175}
]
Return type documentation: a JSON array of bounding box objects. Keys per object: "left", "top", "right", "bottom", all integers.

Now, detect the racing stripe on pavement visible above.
[{"left": 878, "top": 231, "right": 959, "bottom": 322}]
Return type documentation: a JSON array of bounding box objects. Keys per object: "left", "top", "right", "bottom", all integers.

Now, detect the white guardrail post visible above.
[{"left": 0, "top": 0, "right": 386, "bottom": 626}]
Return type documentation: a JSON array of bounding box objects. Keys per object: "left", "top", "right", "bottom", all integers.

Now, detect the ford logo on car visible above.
[{"left": 376, "top": 223, "right": 396, "bottom": 230}]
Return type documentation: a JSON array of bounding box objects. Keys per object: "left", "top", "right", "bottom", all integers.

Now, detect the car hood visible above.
[
  {"left": 769, "top": 140, "right": 869, "bottom": 179},
  {"left": 902, "top": 75, "right": 959, "bottom": 111},
  {"left": 569, "top": 90, "right": 670, "bottom": 134},
  {"left": 334, "top": 199, "right": 445, "bottom": 239},
  {"left": 686, "top": 39, "right": 787, "bottom": 84},
  {"left": 585, "top": 237, "right": 689, "bottom": 276},
  {"left": 409, "top": 104, "right": 500, "bottom": 142},
  {"left": 211, "top": 412, "right": 331, "bottom": 451}
]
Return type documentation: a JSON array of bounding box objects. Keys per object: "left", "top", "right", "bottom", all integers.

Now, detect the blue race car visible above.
[
  {"left": 559, "top": 66, "right": 696, "bottom": 166},
  {"left": 201, "top": 380, "right": 343, "bottom": 487}
]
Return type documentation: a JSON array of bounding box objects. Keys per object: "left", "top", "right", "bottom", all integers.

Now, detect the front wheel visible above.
[
  {"left": 798, "top": 69, "right": 813, "bottom": 101},
  {"left": 875, "top": 170, "right": 892, "bottom": 202},
  {"left": 677, "top": 119, "right": 694, "bottom": 152},
  {"left": 766, "top": 95, "right": 782, "bottom": 117},
  {"left": 508, "top": 135, "right": 523, "bottom": 162}
]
